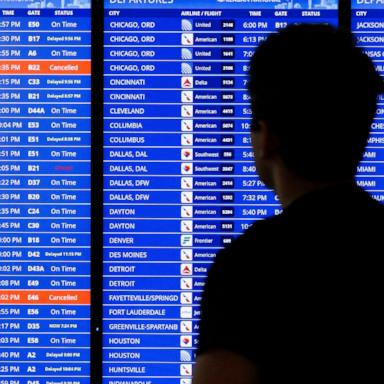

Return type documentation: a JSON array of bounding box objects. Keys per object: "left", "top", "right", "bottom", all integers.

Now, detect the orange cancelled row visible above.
[
  {"left": 0, "top": 61, "right": 91, "bottom": 74},
  {"left": 0, "top": 290, "right": 90, "bottom": 304}
]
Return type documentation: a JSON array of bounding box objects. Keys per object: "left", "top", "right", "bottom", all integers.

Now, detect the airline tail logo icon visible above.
[
  {"left": 181, "top": 264, "right": 193, "bottom": 276},
  {"left": 182, "top": 48, "right": 193, "bottom": 60},
  {"left": 182, "top": 63, "right": 193, "bottom": 75},
  {"left": 180, "top": 306, "right": 193, "bottom": 319},
  {"left": 182, "top": 77, "right": 193, "bottom": 88},
  {"left": 181, "top": 149, "right": 193, "bottom": 160},
  {"left": 182, "top": 33, "right": 194, "bottom": 45},
  {"left": 182, "top": 105, "right": 193, "bottom": 117},
  {"left": 181, "top": 292, "right": 193, "bottom": 304},
  {"left": 181, "top": 163, "right": 193, "bottom": 175},
  {"left": 181, "top": 321, "right": 192, "bottom": 333},
  {"left": 181, "top": 192, "right": 193, "bottom": 203},
  {"left": 181, "top": 220, "right": 193, "bottom": 233},
  {"left": 180, "top": 249, "right": 193, "bottom": 261},
  {"left": 180, "top": 364, "right": 193, "bottom": 376},
  {"left": 182, "top": 19, "right": 193, "bottom": 31},
  {"left": 180, "top": 350, "right": 192, "bottom": 362},
  {"left": 181, "top": 91, "right": 193, "bottom": 103},
  {"left": 181, "top": 177, "right": 193, "bottom": 189},
  {"left": 181, "top": 206, "right": 193, "bottom": 218},
  {"left": 181, "top": 134, "right": 193, "bottom": 145},
  {"left": 181, "top": 120, "right": 193, "bottom": 131},
  {"left": 180, "top": 235, "right": 193, "bottom": 247},
  {"left": 180, "top": 335, "right": 192, "bottom": 347},
  {"left": 181, "top": 278, "right": 193, "bottom": 289}
]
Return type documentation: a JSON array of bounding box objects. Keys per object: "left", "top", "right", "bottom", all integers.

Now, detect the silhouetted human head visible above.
[{"left": 248, "top": 24, "right": 384, "bottom": 186}]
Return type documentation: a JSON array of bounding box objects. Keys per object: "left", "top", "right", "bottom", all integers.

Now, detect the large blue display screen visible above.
[
  {"left": 352, "top": 1, "right": 384, "bottom": 198},
  {"left": 2, "top": 0, "right": 383, "bottom": 382},
  {"left": 0, "top": 0, "right": 91, "bottom": 383},
  {"left": 102, "top": 1, "right": 339, "bottom": 383}
]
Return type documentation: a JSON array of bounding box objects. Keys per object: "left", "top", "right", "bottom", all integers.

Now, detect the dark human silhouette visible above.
[{"left": 193, "top": 24, "right": 384, "bottom": 384}]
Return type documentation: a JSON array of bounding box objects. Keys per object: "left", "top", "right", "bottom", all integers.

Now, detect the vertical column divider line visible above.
[
  {"left": 339, "top": 0, "right": 352, "bottom": 31},
  {"left": 91, "top": 0, "right": 105, "bottom": 382}
]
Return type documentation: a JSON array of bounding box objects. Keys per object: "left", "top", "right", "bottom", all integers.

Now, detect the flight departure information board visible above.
[
  {"left": 352, "top": 1, "right": 384, "bottom": 198},
  {"left": 1, "top": 0, "right": 384, "bottom": 383},
  {"left": 102, "top": 0, "right": 338, "bottom": 383},
  {"left": 0, "top": 0, "right": 91, "bottom": 383}
]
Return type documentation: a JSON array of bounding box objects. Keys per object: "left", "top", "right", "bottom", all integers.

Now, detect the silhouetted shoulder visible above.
[
  {"left": 197, "top": 184, "right": 383, "bottom": 370},
  {"left": 215, "top": 213, "right": 284, "bottom": 263}
]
